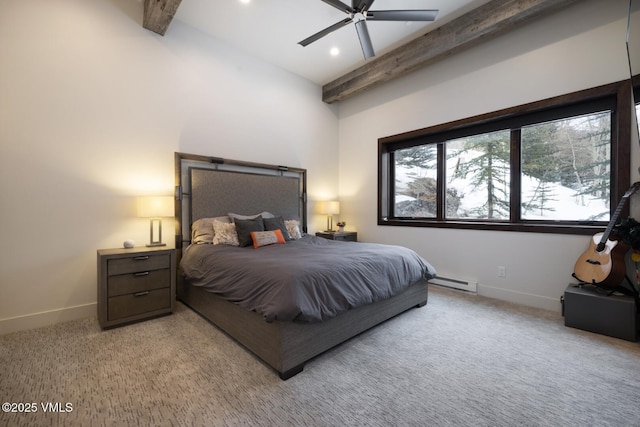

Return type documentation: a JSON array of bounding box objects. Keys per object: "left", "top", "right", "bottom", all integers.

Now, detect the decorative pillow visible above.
[
  {"left": 250, "top": 229, "right": 286, "bottom": 248},
  {"left": 263, "top": 216, "right": 292, "bottom": 241},
  {"left": 285, "top": 219, "right": 302, "bottom": 240},
  {"left": 228, "top": 211, "right": 275, "bottom": 222},
  {"left": 234, "top": 216, "right": 265, "bottom": 247},
  {"left": 212, "top": 221, "right": 239, "bottom": 246},
  {"left": 191, "top": 216, "right": 231, "bottom": 244}
]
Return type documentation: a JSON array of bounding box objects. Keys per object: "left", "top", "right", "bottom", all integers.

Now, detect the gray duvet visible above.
[{"left": 179, "top": 235, "right": 436, "bottom": 323}]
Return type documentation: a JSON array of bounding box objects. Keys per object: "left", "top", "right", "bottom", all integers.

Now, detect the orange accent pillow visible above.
[{"left": 250, "top": 229, "right": 286, "bottom": 248}]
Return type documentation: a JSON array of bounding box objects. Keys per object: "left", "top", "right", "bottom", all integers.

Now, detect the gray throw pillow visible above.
[
  {"left": 234, "top": 216, "right": 265, "bottom": 247},
  {"left": 263, "top": 216, "right": 292, "bottom": 241}
]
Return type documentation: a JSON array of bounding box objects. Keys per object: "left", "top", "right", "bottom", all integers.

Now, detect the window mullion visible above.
[
  {"left": 510, "top": 129, "right": 522, "bottom": 222},
  {"left": 437, "top": 143, "right": 445, "bottom": 220}
]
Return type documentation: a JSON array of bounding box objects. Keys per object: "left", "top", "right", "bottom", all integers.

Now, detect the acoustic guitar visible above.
[{"left": 572, "top": 182, "right": 640, "bottom": 287}]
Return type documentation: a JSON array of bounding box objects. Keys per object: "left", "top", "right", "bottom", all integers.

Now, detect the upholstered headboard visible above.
[{"left": 174, "top": 153, "right": 307, "bottom": 251}]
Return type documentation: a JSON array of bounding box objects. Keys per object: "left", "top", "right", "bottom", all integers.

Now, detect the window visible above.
[
  {"left": 379, "top": 80, "right": 633, "bottom": 235},
  {"left": 444, "top": 130, "right": 511, "bottom": 220},
  {"left": 520, "top": 112, "right": 611, "bottom": 221}
]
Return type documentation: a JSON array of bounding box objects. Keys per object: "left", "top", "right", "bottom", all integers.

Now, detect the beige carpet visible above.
[{"left": 1, "top": 286, "right": 639, "bottom": 427}]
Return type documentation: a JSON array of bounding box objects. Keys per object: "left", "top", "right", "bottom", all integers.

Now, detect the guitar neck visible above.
[
  {"left": 601, "top": 198, "right": 628, "bottom": 242},
  {"left": 597, "top": 182, "right": 640, "bottom": 248}
]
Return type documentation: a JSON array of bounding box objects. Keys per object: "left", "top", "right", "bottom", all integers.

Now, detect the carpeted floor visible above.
[{"left": 1, "top": 286, "right": 639, "bottom": 427}]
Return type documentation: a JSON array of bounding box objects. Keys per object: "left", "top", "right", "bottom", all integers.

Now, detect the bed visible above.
[{"left": 175, "top": 152, "right": 436, "bottom": 379}]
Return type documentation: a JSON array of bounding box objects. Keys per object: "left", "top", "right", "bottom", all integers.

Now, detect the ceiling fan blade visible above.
[
  {"left": 352, "top": 0, "right": 374, "bottom": 12},
  {"left": 354, "top": 20, "right": 375, "bottom": 59},
  {"left": 321, "top": 0, "right": 355, "bottom": 14},
  {"left": 298, "top": 18, "right": 353, "bottom": 47},
  {"left": 366, "top": 10, "right": 438, "bottom": 21}
]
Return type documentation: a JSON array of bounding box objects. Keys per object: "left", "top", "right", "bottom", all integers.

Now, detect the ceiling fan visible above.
[{"left": 298, "top": 0, "right": 438, "bottom": 60}]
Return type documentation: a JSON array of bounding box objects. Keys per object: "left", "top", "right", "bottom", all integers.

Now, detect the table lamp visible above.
[
  {"left": 137, "top": 196, "right": 174, "bottom": 247},
  {"left": 323, "top": 200, "right": 340, "bottom": 232}
]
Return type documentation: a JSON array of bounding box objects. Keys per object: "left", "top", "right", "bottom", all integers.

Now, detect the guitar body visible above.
[
  {"left": 573, "top": 182, "right": 640, "bottom": 288},
  {"left": 573, "top": 232, "right": 628, "bottom": 287}
]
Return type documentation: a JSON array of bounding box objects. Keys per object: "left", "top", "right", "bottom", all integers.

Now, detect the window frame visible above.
[{"left": 378, "top": 79, "right": 634, "bottom": 236}]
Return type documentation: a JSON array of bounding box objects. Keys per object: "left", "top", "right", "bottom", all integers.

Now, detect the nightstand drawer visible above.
[
  {"left": 107, "top": 269, "right": 171, "bottom": 297},
  {"left": 108, "top": 287, "right": 172, "bottom": 321},
  {"left": 315, "top": 231, "right": 357, "bottom": 242},
  {"left": 108, "top": 253, "right": 171, "bottom": 276},
  {"left": 333, "top": 234, "right": 356, "bottom": 241}
]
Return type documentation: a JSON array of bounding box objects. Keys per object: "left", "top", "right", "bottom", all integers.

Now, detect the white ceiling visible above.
[{"left": 173, "top": 0, "right": 490, "bottom": 85}]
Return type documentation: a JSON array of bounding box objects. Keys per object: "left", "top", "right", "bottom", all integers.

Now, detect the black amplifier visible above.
[{"left": 562, "top": 283, "right": 638, "bottom": 342}]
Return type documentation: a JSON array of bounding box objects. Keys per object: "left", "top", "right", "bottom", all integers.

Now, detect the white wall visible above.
[
  {"left": 0, "top": 0, "right": 339, "bottom": 333},
  {"left": 337, "top": 0, "right": 640, "bottom": 311}
]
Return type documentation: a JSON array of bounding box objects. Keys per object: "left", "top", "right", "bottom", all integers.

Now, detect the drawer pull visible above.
[
  {"left": 134, "top": 291, "right": 150, "bottom": 297},
  {"left": 134, "top": 271, "right": 150, "bottom": 277},
  {"left": 134, "top": 256, "right": 150, "bottom": 261}
]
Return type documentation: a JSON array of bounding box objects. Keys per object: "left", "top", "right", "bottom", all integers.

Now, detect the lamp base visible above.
[
  {"left": 326, "top": 215, "right": 334, "bottom": 233},
  {"left": 147, "top": 218, "right": 166, "bottom": 248},
  {"left": 146, "top": 242, "right": 166, "bottom": 247}
]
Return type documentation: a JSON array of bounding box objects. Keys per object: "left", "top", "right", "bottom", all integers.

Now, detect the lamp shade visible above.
[
  {"left": 137, "top": 196, "right": 174, "bottom": 218},
  {"left": 324, "top": 201, "right": 340, "bottom": 215}
]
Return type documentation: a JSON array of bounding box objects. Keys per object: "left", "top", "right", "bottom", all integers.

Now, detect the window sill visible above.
[{"left": 379, "top": 218, "right": 604, "bottom": 236}]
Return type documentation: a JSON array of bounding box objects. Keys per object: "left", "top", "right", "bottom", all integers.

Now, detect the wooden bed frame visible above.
[{"left": 174, "top": 152, "right": 428, "bottom": 379}]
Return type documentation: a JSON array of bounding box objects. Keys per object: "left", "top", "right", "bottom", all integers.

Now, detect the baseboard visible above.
[
  {"left": 428, "top": 275, "right": 477, "bottom": 293},
  {"left": 0, "top": 287, "right": 561, "bottom": 335},
  {"left": 0, "top": 303, "right": 97, "bottom": 336},
  {"left": 478, "top": 284, "right": 561, "bottom": 313}
]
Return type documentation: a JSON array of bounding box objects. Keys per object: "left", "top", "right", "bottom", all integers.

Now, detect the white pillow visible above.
[
  {"left": 285, "top": 219, "right": 302, "bottom": 240},
  {"left": 212, "top": 221, "right": 239, "bottom": 246}
]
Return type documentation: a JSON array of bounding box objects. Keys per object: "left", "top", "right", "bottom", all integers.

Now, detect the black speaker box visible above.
[{"left": 563, "top": 284, "right": 638, "bottom": 342}]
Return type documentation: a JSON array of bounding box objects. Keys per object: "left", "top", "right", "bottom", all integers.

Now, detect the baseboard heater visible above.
[{"left": 428, "top": 275, "right": 478, "bottom": 293}]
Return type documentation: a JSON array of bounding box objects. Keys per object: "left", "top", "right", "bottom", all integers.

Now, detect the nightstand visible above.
[
  {"left": 315, "top": 231, "right": 358, "bottom": 242},
  {"left": 97, "top": 246, "right": 176, "bottom": 329}
]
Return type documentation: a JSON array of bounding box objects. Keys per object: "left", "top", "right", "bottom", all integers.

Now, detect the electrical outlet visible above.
[{"left": 497, "top": 266, "right": 506, "bottom": 278}]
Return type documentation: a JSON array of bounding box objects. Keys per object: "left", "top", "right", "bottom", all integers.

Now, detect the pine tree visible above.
[
  {"left": 452, "top": 131, "right": 510, "bottom": 219},
  {"left": 521, "top": 123, "right": 560, "bottom": 216}
]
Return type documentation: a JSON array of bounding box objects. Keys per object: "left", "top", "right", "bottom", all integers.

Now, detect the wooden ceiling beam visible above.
[
  {"left": 322, "top": 0, "right": 580, "bottom": 104},
  {"left": 143, "top": 0, "right": 183, "bottom": 36}
]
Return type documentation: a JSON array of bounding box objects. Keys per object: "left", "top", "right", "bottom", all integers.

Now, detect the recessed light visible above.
[
  {"left": 330, "top": 47, "right": 340, "bottom": 56},
  {"left": 239, "top": 0, "right": 250, "bottom": 4}
]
